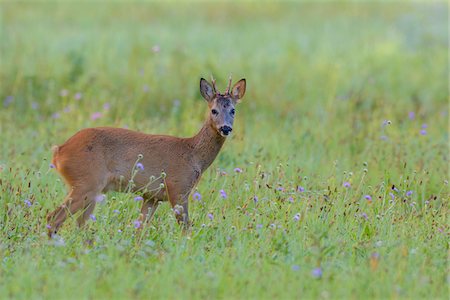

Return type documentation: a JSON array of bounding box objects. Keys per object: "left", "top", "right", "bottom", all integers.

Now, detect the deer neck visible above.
[{"left": 191, "top": 118, "right": 226, "bottom": 172}]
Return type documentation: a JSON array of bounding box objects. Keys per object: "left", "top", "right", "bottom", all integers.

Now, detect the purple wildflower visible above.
[
  {"left": 95, "top": 194, "right": 105, "bottom": 203},
  {"left": 288, "top": 196, "right": 294, "bottom": 203},
  {"left": 193, "top": 191, "right": 202, "bottom": 201},
  {"left": 361, "top": 212, "right": 368, "bottom": 220},
  {"left": 293, "top": 213, "right": 300, "bottom": 221},
  {"left": 103, "top": 103, "right": 110, "bottom": 110},
  {"left": 219, "top": 189, "right": 227, "bottom": 199},
  {"left": 207, "top": 213, "right": 214, "bottom": 221},
  {"left": 406, "top": 190, "right": 413, "bottom": 197},
  {"left": 118, "top": 229, "right": 122, "bottom": 233},
  {"left": 389, "top": 192, "right": 395, "bottom": 200},
  {"left": 256, "top": 224, "right": 263, "bottom": 229},
  {"left": 234, "top": 167, "right": 242, "bottom": 173},
  {"left": 277, "top": 187, "right": 285, "bottom": 192},
  {"left": 113, "top": 209, "right": 120, "bottom": 214},
  {"left": 3, "top": 96, "right": 13, "bottom": 107},
  {"left": 421, "top": 123, "right": 428, "bottom": 129},
  {"left": 74, "top": 92, "right": 82, "bottom": 100},
  {"left": 136, "top": 162, "right": 144, "bottom": 171},
  {"left": 89, "top": 214, "right": 96, "bottom": 222},
  {"left": 420, "top": 129, "right": 427, "bottom": 135},
  {"left": 49, "top": 163, "right": 56, "bottom": 169},
  {"left": 134, "top": 196, "right": 144, "bottom": 202},
  {"left": 220, "top": 170, "right": 227, "bottom": 176},
  {"left": 311, "top": 267, "right": 323, "bottom": 278},
  {"left": 134, "top": 220, "right": 141, "bottom": 229},
  {"left": 297, "top": 186, "right": 305, "bottom": 192},
  {"left": 151, "top": 45, "right": 160, "bottom": 53},
  {"left": 253, "top": 195, "right": 258, "bottom": 203},
  {"left": 364, "top": 195, "right": 372, "bottom": 201},
  {"left": 24, "top": 199, "right": 32, "bottom": 207},
  {"left": 343, "top": 182, "right": 351, "bottom": 188},
  {"left": 63, "top": 106, "right": 71, "bottom": 113},
  {"left": 91, "top": 112, "right": 102, "bottom": 120},
  {"left": 51, "top": 112, "right": 61, "bottom": 119},
  {"left": 408, "top": 111, "right": 415, "bottom": 120},
  {"left": 46, "top": 224, "right": 52, "bottom": 229},
  {"left": 292, "top": 265, "right": 300, "bottom": 271},
  {"left": 174, "top": 208, "right": 180, "bottom": 215},
  {"left": 380, "top": 135, "right": 388, "bottom": 141}
]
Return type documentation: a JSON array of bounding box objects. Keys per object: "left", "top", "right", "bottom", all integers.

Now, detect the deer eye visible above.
[
  {"left": 230, "top": 108, "right": 235, "bottom": 115},
  {"left": 211, "top": 109, "right": 218, "bottom": 115}
]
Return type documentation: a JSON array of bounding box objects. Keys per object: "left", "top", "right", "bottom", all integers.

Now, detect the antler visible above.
[
  {"left": 210, "top": 75, "right": 218, "bottom": 95},
  {"left": 225, "top": 75, "right": 232, "bottom": 95}
]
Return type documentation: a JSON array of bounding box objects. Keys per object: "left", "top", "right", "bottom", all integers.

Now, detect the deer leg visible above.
[
  {"left": 47, "top": 181, "right": 105, "bottom": 237},
  {"left": 169, "top": 191, "right": 190, "bottom": 228},
  {"left": 139, "top": 198, "right": 159, "bottom": 225}
]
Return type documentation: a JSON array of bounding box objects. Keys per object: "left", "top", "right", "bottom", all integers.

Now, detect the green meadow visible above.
[{"left": 0, "top": 2, "right": 448, "bottom": 299}]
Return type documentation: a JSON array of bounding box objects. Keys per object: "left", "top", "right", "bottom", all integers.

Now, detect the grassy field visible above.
[{"left": 0, "top": 1, "right": 448, "bottom": 299}]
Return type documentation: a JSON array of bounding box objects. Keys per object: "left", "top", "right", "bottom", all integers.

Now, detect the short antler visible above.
[
  {"left": 210, "top": 75, "right": 218, "bottom": 95},
  {"left": 225, "top": 75, "right": 232, "bottom": 95}
]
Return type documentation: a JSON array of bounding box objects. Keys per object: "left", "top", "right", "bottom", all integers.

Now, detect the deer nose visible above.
[{"left": 220, "top": 126, "right": 232, "bottom": 136}]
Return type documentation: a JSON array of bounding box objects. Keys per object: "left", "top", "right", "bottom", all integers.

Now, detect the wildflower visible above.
[
  {"left": 63, "top": 106, "right": 71, "bottom": 113},
  {"left": 118, "top": 229, "right": 122, "bottom": 233},
  {"left": 49, "top": 163, "right": 56, "bottom": 169},
  {"left": 46, "top": 224, "right": 52, "bottom": 229},
  {"left": 24, "top": 199, "right": 32, "bottom": 207},
  {"left": 219, "top": 189, "right": 227, "bottom": 199},
  {"left": 389, "top": 192, "right": 395, "bottom": 200},
  {"left": 134, "top": 196, "right": 144, "bottom": 202},
  {"left": 89, "top": 214, "right": 96, "bottom": 222},
  {"left": 361, "top": 212, "right": 368, "bottom": 220},
  {"left": 364, "top": 195, "right": 372, "bottom": 201},
  {"left": 380, "top": 135, "right": 388, "bottom": 141},
  {"left": 207, "top": 213, "right": 214, "bottom": 221},
  {"left": 52, "top": 112, "right": 61, "bottom": 119},
  {"left": 293, "top": 213, "right": 301, "bottom": 221},
  {"left": 220, "top": 170, "right": 227, "bottom": 176},
  {"left": 136, "top": 162, "right": 144, "bottom": 171},
  {"left": 74, "top": 92, "right": 82, "bottom": 100},
  {"left": 95, "top": 194, "right": 105, "bottom": 203},
  {"left": 103, "top": 103, "right": 110, "bottom": 110},
  {"left": 269, "top": 223, "right": 276, "bottom": 229},
  {"left": 425, "top": 201, "right": 430, "bottom": 205},
  {"left": 421, "top": 123, "right": 428, "bottom": 129},
  {"left": 343, "top": 182, "right": 351, "bottom": 188},
  {"left": 292, "top": 265, "right": 300, "bottom": 271},
  {"left": 297, "top": 186, "right": 305, "bottom": 192},
  {"left": 151, "top": 45, "right": 160, "bottom": 53},
  {"left": 253, "top": 195, "right": 258, "bottom": 203},
  {"left": 382, "top": 120, "right": 391, "bottom": 126},
  {"left": 406, "top": 190, "right": 413, "bottom": 197},
  {"left": 193, "top": 191, "right": 202, "bottom": 201},
  {"left": 174, "top": 208, "right": 180, "bottom": 215},
  {"left": 420, "top": 129, "right": 427, "bottom": 135},
  {"left": 113, "top": 209, "right": 120, "bottom": 214},
  {"left": 91, "top": 112, "right": 102, "bottom": 120},
  {"left": 408, "top": 111, "right": 415, "bottom": 120},
  {"left": 311, "top": 267, "right": 323, "bottom": 278},
  {"left": 256, "top": 224, "right": 263, "bottom": 229},
  {"left": 234, "top": 167, "right": 242, "bottom": 173},
  {"left": 3, "top": 96, "right": 13, "bottom": 107},
  {"left": 134, "top": 220, "right": 141, "bottom": 229},
  {"left": 288, "top": 196, "right": 294, "bottom": 203},
  {"left": 277, "top": 187, "right": 285, "bottom": 192}
]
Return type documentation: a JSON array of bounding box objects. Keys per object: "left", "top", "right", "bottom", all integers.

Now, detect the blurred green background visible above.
[{"left": 0, "top": 1, "right": 448, "bottom": 299}]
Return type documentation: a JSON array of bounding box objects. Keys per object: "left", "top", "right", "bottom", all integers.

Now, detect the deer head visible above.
[{"left": 200, "top": 76, "right": 246, "bottom": 137}]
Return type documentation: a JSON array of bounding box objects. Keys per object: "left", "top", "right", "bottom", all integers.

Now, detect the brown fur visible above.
[{"left": 46, "top": 77, "right": 246, "bottom": 237}]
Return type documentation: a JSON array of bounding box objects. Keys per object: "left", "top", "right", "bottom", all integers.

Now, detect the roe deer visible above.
[{"left": 47, "top": 76, "right": 246, "bottom": 237}]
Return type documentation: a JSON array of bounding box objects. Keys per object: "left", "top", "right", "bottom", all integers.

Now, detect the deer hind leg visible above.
[{"left": 47, "top": 185, "right": 104, "bottom": 237}]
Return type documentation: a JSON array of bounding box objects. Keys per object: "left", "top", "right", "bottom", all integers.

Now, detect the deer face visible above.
[{"left": 200, "top": 77, "right": 246, "bottom": 137}]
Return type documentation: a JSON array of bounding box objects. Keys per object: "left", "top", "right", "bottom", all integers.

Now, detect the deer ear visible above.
[
  {"left": 200, "top": 78, "right": 215, "bottom": 102},
  {"left": 231, "top": 79, "right": 246, "bottom": 102}
]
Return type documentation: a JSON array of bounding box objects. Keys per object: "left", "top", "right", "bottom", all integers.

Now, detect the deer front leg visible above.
[{"left": 168, "top": 189, "right": 190, "bottom": 229}]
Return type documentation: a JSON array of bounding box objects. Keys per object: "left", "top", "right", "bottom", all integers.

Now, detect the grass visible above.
[{"left": 0, "top": 1, "right": 448, "bottom": 299}]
